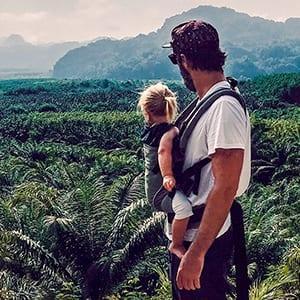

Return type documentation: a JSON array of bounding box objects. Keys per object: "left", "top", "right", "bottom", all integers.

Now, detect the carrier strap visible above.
[
  {"left": 174, "top": 96, "right": 199, "bottom": 129},
  {"left": 174, "top": 87, "right": 246, "bottom": 196},
  {"left": 180, "top": 88, "right": 247, "bottom": 151},
  {"left": 179, "top": 157, "right": 211, "bottom": 195},
  {"left": 231, "top": 201, "right": 250, "bottom": 300},
  {"left": 178, "top": 87, "right": 230, "bottom": 136}
]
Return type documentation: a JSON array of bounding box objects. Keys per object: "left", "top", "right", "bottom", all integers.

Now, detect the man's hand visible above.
[
  {"left": 176, "top": 250, "right": 204, "bottom": 290},
  {"left": 163, "top": 175, "right": 176, "bottom": 191}
]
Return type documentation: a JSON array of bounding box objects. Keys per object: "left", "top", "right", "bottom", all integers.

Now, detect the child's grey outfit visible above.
[{"left": 141, "top": 123, "right": 193, "bottom": 220}]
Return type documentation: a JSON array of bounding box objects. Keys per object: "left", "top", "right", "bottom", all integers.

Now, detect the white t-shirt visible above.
[{"left": 165, "top": 80, "right": 251, "bottom": 241}]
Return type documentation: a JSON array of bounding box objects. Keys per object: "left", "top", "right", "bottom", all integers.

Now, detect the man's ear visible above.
[{"left": 180, "top": 54, "right": 190, "bottom": 70}]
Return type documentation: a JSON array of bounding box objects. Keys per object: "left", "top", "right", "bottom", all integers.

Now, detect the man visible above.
[{"left": 162, "top": 20, "right": 251, "bottom": 299}]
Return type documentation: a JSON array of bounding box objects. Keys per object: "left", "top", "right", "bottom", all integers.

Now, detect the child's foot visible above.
[{"left": 168, "top": 242, "right": 186, "bottom": 259}]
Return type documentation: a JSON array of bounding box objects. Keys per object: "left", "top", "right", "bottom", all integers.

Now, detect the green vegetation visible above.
[{"left": 0, "top": 73, "right": 299, "bottom": 299}]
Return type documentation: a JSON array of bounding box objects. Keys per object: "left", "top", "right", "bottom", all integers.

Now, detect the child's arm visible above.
[{"left": 158, "top": 126, "right": 179, "bottom": 191}]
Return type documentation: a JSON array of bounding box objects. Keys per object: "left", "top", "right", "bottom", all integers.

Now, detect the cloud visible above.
[
  {"left": 0, "top": 0, "right": 79, "bottom": 15},
  {"left": 0, "top": 11, "right": 47, "bottom": 22},
  {"left": 0, "top": 0, "right": 299, "bottom": 43}
]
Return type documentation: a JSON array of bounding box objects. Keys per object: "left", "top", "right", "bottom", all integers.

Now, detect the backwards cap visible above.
[{"left": 163, "top": 20, "right": 220, "bottom": 55}]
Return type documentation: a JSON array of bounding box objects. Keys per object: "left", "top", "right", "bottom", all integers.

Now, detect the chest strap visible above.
[{"left": 178, "top": 157, "right": 211, "bottom": 195}]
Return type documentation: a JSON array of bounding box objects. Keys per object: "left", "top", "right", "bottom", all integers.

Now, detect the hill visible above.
[
  {"left": 53, "top": 5, "right": 300, "bottom": 80},
  {"left": 0, "top": 34, "right": 83, "bottom": 79}
]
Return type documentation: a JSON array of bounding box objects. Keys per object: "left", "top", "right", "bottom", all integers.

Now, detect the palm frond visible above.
[
  {"left": 0, "top": 230, "right": 73, "bottom": 282},
  {"left": 108, "top": 212, "right": 165, "bottom": 281},
  {"left": 0, "top": 270, "right": 47, "bottom": 300},
  {"left": 104, "top": 197, "right": 148, "bottom": 251},
  {"left": 103, "top": 173, "right": 148, "bottom": 251}
]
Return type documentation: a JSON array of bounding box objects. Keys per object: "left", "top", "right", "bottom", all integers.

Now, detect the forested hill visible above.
[{"left": 53, "top": 5, "right": 300, "bottom": 80}]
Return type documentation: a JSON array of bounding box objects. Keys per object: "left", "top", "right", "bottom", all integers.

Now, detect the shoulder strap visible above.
[
  {"left": 174, "top": 77, "right": 240, "bottom": 130},
  {"left": 180, "top": 89, "right": 247, "bottom": 151},
  {"left": 174, "top": 96, "right": 199, "bottom": 129}
]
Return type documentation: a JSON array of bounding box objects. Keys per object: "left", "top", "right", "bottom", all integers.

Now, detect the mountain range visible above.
[
  {"left": 1, "top": 6, "right": 300, "bottom": 80},
  {"left": 52, "top": 6, "right": 300, "bottom": 80},
  {"left": 0, "top": 35, "right": 116, "bottom": 79},
  {"left": 0, "top": 34, "right": 83, "bottom": 78}
]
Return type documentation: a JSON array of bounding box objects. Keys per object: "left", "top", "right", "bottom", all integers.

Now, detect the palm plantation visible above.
[{"left": 0, "top": 74, "right": 299, "bottom": 299}]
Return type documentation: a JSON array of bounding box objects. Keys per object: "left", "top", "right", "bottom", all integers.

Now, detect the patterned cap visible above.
[{"left": 162, "top": 20, "right": 220, "bottom": 55}]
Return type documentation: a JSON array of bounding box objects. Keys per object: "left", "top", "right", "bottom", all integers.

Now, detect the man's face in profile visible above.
[{"left": 177, "top": 54, "right": 197, "bottom": 92}]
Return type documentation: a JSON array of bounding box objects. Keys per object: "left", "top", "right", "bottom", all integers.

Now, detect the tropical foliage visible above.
[{"left": 0, "top": 73, "right": 299, "bottom": 299}]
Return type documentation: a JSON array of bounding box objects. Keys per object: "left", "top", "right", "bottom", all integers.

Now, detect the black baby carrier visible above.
[{"left": 152, "top": 77, "right": 249, "bottom": 300}]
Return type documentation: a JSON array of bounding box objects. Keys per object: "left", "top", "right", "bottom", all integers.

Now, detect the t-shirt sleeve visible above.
[{"left": 206, "top": 96, "right": 247, "bottom": 156}]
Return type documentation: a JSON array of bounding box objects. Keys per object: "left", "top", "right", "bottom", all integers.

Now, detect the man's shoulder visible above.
[{"left": 208, "top": 94, "right": 247, "bottom": 119}]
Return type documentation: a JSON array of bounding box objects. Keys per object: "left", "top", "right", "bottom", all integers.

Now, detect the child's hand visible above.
[{"left": 163, "top": 175, "right": 176, "bottom": 192}]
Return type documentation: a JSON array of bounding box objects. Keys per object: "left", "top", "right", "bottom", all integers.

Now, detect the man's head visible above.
[{"left": 164, "top": 20, "right": 226, "bottom": 91}]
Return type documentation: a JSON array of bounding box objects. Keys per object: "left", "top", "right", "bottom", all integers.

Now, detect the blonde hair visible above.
[{"left": 138, "top": 83, "right": 178, "bottom": 122}]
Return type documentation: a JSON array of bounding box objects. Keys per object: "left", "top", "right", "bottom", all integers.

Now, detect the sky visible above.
[{"left": 0, "top": 0, "right": 299, "bottom": 43}]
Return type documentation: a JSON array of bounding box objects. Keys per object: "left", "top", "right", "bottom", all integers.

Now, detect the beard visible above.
[{"left": 178, "top": 62, "right": 196, "bottom": 92}]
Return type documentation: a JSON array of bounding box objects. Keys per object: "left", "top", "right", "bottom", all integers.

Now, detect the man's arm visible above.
[{"left": 176, "top": 148, "right": 244, "bottom": 290}]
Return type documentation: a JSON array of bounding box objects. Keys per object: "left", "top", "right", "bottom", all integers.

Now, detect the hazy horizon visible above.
[{"left": 0, "top": 0, "right": 299, "bottom": 44}]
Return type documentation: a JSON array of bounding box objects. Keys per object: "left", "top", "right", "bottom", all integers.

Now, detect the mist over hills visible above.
[
  {"left": 1, "top": 5, "right": 299, "bottom": 80},
  {"left": 0, "top": 34, "right": 84, "bottom": 78},
  {"left": 53, "top": 5, "right": 300, "bottom": 80},
  {"left": 0, "top": 33, "right": 122, "bottom": 79}
]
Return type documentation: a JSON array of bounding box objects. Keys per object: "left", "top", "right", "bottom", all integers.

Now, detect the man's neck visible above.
[{"left": 191, "top": 71, "right": 226, "bottom": 100}]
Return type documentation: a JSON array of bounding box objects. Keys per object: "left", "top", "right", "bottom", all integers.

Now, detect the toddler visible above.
[{"left": 138, "top": 83, "right": 193, "bottom": 258}]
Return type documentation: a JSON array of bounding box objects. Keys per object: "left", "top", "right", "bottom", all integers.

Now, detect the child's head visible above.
[{"left": 138, "top": 83, "right": 178, "bottom": 124}]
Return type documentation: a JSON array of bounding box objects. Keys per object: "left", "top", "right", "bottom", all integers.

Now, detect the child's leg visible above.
[
  {"left": 169, "top": 190, "right": 193, "bottom": 258},
  {"left": 169, "top": 217, "right": 189, "bottom": 259}
]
